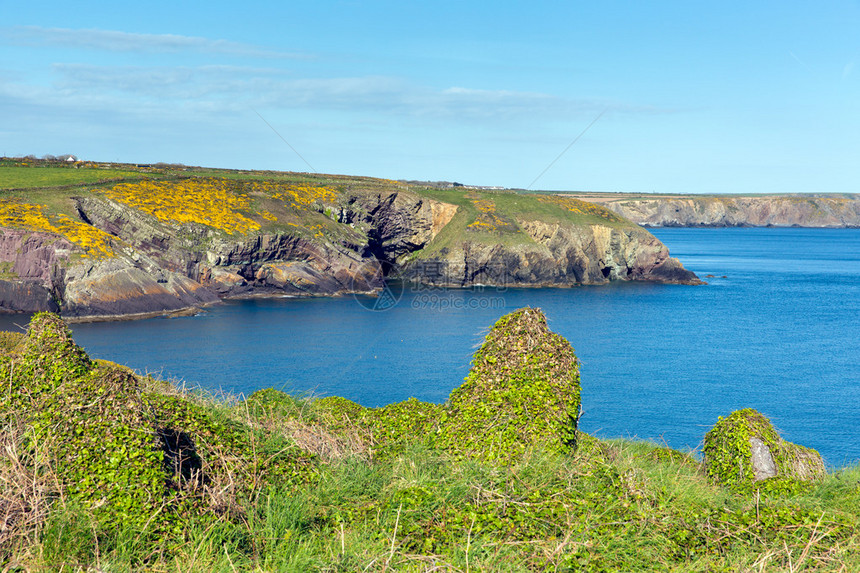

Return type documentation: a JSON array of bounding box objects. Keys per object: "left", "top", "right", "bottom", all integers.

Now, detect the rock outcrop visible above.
[
  {"left": 592, "top": 195, "right": 860, "bottom": 228},
  {"left": 703, "top": 408, "right": 825, "bottom": 492},
  {"left": 295, "top": 307, "right": 583, "bottom": 464},
  {"left": 0, "top": 230, "right": 66, "bottom": 312},
  {"left": 345, "top": 191, "right": 459, "bottom": 262},
  {"left": 0, "top": 312, "right": 316, "bottom": 548},
  {"left": 403, "top": 221, "right": 698, "bottom": 287},
  {"left": 435, "top": 307, "right": 581, "bottom": 462},
  {"left": 61, "top": 259, "right": 220, "bottom": 318}
]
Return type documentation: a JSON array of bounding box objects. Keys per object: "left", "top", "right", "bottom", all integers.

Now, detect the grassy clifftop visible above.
[
  {"left": 0, "top": 159, "right": 365, "bottom": 258},
  {"left": 0, "top": 158, "right": 633, "bottom": 262},
  {"left": 1, "top": 157, "right": 697, "bottom": 317},
  {"left": 1, "top": 310, "right": 859, "bottom": 571}
]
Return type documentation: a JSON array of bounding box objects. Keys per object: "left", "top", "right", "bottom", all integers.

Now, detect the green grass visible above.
[
  {"left": 0, "top": 165, "right": 145, "bottom": 190},
  {"left": 407, "top": 186, "right": 635, "bottom": 258},
  {"left": 3, "top": 310, "right": 858, "bottom": 572},
  {"left": 11, "top": 432, "right": 860, "bottom": 571},
  {"left": 0, "top": 159, "right": 634, "bottom": 259}
]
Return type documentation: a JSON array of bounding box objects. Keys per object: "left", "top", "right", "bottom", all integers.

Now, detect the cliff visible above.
[
  {"left": 0, "top": 161, "right": 699, "bottom": 318},
  {"left": 581, "top": 194, "right": 860, "bottom": 227}
]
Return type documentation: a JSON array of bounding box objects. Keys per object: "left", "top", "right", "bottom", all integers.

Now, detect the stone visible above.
[
  {"left": 749, "top": 437, "right": 777, "bottom": 480},
  {"left": 703, "top": 408, "right": 825, "bottom": 491}
]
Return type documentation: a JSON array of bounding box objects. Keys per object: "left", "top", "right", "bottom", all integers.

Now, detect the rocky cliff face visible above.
[
  {"left": 0, "top": 181, "right": 700, "bottom": 319},
  {"left": 344, "top": 191, "right": 459, "bottom": 262},
  {"left": 0, "top": 231, "right": 65, "bottom": 312},
  {"left": 0, "top": 226, "right": 220, "bottom": 318},
  {"left": 596, "top": 195, "right": 860, "bottom": 227},
  {"left": 400, "top": 219, "right": 696, "bottom": 287}
]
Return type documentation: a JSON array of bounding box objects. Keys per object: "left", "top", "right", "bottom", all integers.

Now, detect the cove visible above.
[{"left": 45, "top": 228, "right": 860, "bottom": 466}]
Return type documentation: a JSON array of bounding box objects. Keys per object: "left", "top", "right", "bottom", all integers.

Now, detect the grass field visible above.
[
  {"left": 6, "top": 376, "right": 860, "bottom": 572},
  {"left": 0, "top": 164, "right": 145, "bottom": 189}
]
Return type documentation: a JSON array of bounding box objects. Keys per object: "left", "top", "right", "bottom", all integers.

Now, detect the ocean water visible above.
[{"left": 5, "top": 228, "right": 858, "bottom": 466}]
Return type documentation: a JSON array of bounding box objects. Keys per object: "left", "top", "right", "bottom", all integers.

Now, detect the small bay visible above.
[{"left": 17, "top": 227, "right": 858, "bottom": 466}]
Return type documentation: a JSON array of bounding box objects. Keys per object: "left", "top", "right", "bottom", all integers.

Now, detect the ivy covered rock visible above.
[
  {"left": 0, "top": 313, "right": 318, "bottom": 552},
  {"left": 435, "top": 307, "right": 581, "bottom": 462},
  {"left": 363, "top": 398, "right": 442, "bottom": 458},
  {"left": 703, "top": 408, "right": 825, "bottom": 493},
  {"left": 0, "top": 313, "right": 173, "bottom": 537}
]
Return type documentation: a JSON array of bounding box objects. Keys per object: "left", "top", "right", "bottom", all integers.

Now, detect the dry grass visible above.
[
  {"left": 0, "top": 419, "right": 55, "bottom": 557},
  {"left": 281, "top": 419, "right": 370, "bottom": 463}
]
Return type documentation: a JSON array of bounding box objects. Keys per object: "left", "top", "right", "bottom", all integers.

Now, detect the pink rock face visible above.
[{"left": 0, "top": 230, "right": 71, "bottom": 284}]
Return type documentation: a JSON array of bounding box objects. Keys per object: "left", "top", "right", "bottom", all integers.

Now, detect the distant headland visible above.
[{"left": 563, "top": 192, "right": 860, "bottom": 228}]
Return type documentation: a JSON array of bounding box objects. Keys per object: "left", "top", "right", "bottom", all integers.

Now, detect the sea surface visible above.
[{"left": 4, "top": 228, "right": 858, "bottom": 466}]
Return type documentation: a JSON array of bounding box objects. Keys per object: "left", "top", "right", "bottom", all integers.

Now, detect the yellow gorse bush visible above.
[
  {"left": 539, "top": 196, "right": 625, "bottom": 223},
  {"left": 0, "top": 202, "right": 116, "bottom": 258},
  {"left": 468, "top": 198, "right": 508, "bottom": 232},
  {"left": 264, "top": 183, "right": 339, "bottom": 209},
  {"left": 104, "top": 178, "right": 262, "bottom": 235}
]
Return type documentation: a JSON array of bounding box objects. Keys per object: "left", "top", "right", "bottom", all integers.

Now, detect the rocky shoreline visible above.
[{"left": 1, "top": 170, "right": 701, "bottom": 319}]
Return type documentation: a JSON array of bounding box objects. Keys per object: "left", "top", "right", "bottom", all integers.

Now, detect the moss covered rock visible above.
[
  {"left": 312, "top": 395, "right": 367, "bottom": 427},
  {"left": 363, "top": 398, "right": 442, "bottom": 458},
  {"left": 0, "top": 330, "right": 24, "bottom": 354},
  {"left": 435, "top": 307, "right": 581, "bottom": 462},
  {"left": 245, "top": 387, "right": 306, "bottom": 420},
  {"left": 703, "top": 408, "right": 825, "bottom": 493}
]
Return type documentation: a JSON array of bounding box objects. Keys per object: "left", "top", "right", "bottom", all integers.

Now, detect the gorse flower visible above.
[
  {"left": 467, "top": 197, "right": 509, "bottom": 232},
  {"left": 538, "top": 196, "right": 625, "bottom": 223},
  {"left": 103, "top": 178, "right": 340, "bottom": 234},
  {"left": 265, "top": 183, "right": 339, "bottom": 209},
  {"left": 0, "top": 202, "right": 117, "bottom": 259},
  {"left": 104, "top": 178, "right": 262, "bottom": 235}
]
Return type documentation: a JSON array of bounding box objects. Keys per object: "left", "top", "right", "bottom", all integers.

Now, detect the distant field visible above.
[{"left": 0, "top": 165, "right": 145, "bottom": 189}]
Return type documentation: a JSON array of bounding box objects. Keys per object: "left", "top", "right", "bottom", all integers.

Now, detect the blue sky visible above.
[{"left": 2, "top": 1, "right": 859, "bottom": 193}]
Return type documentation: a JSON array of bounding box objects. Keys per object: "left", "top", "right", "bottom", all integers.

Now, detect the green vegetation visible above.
[
  {"left": 410, "top": 186, "right": 633, "bottom": 258},
  {"left": 435, "top": 307, "right": 581, "bottom": 462},
  {"left": 0, "top": 163, "right": 144, "bottom": 190},
  {"left": 704, "top": 408, "right": 826, "bottom": 495},
  {"left": 0, "top": 158, "right": 636, "bottom": 270},
  {"left": 2, "top": 309, "right": 860, "bottom": 571}
]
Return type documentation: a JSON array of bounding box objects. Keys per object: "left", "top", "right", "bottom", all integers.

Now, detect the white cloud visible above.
[
  {"left": 1, "top": 26, "right": 309, "bottom": 59},
  {"left": 42, "top": 62, "right": 638, "bottom": 122}
]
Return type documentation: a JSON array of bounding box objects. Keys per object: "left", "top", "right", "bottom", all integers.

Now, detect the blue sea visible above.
[{"left": 5, "top": 228, "right": 859, "bottom": 466}]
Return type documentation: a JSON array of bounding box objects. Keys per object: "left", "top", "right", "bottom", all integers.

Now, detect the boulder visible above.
[
  {"left": 703, "top": 408, "right": 825, "bottom": 491},
  {"left": 435, "top": 307, "right": 581, "bottom": 462}
]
